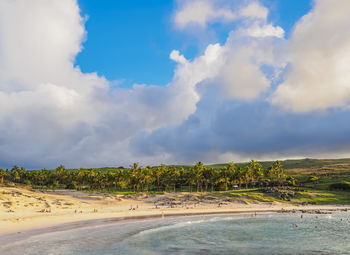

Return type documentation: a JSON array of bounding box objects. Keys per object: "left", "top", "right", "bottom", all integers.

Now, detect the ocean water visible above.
[{"left": 1, "top": 212, "right": 350, "bottom": 255}]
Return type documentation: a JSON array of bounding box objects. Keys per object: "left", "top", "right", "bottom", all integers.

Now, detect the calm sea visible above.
[{"left": 1, "top": 212, "right": 349, "bottom": 255}]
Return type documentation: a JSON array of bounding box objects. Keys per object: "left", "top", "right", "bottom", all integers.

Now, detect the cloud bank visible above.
[
  {"left": 1, "top": 0, "right": 350, "bottom": 168},
  {"left": 270, "top": 0, "right": 350, "bottom": 112}
]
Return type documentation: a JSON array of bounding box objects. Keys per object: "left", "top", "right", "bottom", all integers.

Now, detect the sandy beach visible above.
[{"left": 1, "top": 185, "right": 349, "bottom": 235}]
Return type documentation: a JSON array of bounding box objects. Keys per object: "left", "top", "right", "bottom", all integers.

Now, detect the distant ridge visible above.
[
  {"left": 206, "top": 158, "right": 350, "bottom": 170},
  {"left": 33, "top": 158, "right": 350, "bottom": 171},
  {"left": 166, "top": 158, "right": 350, "bottom": 171}
]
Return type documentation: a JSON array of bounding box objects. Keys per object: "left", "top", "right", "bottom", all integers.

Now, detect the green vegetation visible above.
[
  {"left": 1, "top": 158, "right": 350, "bottom": 205},
  {"left": 0, "top": 161, "right": 287, "bottom": 192},
  {"left": 329, "top": 181, "right": 350, "bottom": 191}
]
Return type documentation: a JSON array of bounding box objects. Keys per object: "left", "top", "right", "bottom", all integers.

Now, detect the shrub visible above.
[
  {"left": 23, "top": 180, "right": 31, "bottom": 186},
  {"left": 329, "top": 181, "right": 350, "bottom": 191},
  {"left": 308, "top": 176, "right": 319, "bottom": 182},
  {"left": 66, "top": 182, "right": 77, "bottom": 190}
]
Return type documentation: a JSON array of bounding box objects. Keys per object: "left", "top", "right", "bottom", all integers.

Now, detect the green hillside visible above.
[{"left": 207, "top": 158, "right": 350, "bottom": 170}]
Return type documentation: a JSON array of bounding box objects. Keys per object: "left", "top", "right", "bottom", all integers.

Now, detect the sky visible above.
[
  {"left": 1, "top": 0, "right": 350, "bottom": 169},
  {"left": 75, "top": 0, "right": 312, "bottom": 86}
]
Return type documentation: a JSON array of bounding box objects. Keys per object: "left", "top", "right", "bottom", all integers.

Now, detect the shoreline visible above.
[
  {"left": 1, "top": 204, "right": 349, "bottom": 247},
  {"left": 1, "top": 186, "right": 350, "bottom": 245},
  {"left": 1, "top": 204, "right": 349, "bottom": 234}
]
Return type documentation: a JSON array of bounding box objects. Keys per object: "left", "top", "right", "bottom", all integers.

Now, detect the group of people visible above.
[
  {"left": 39, "top": 208, "right": 51, "bottom": 213},
  {"left": 129, "top": 205, "right": 138, "bottom": 210}
]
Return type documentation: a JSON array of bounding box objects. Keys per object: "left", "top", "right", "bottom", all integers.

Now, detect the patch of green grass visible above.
[
  {"left": 294, "top": 189, "right": 350, "bottom": 205},
  {"left": 216, "top": 187, "right": 350, "bottom": 205},
  {"left": 218, "top": 189, "right": 287, "bottom": 203}
]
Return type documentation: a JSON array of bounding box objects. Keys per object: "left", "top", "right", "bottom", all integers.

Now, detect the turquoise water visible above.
[{"left": 1, "top": 212, "right": 350, "bottom": 254}]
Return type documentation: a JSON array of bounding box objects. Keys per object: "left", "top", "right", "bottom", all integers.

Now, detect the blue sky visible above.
[
  {"left": 76, "top": 0, "right": 177, "bottom": 86},
  {"left": 1, "top": 0, "right": 350, "bottom": 169},
  {"left": 76, "top": 0, "right": 313, "bottom": 87}
]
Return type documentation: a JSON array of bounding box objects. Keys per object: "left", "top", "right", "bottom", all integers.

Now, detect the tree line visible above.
[{"left": 0, "top": 160, "right": 291, "bottom": 192}]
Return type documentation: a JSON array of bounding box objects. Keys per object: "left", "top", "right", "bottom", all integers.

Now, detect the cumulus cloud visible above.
[
  {"left": 210, "top": 30, "right": 284, "bottom": 100},
  {"left": 271, "top": 0, "right": 350, "bottom": 112},
  {"left": 170, "top": 50, "right": 188, "bottom": 65},
  {"left": 174, "top": 0, "right": 273, "bottom": 30},
  {"left": 0, "top": 0, "right": 235, "bottom": 168},
  {"left": 239, "top": 2, "right": 268, "bottom": 20},
  {"left": 132, "top": 98, "right": 350, "bottom": 163},
  {"left": 0, "top": 0, "right": 200, "bottom": 168},
  {"left": 2, "top": 0, "right": 350, "bottom": 169},
  {"left": 240, "top": 22, "right": 284, "bottom": 38},
  {"left": 131, "top": 0, "right": 350, "bottom": 163},
  {"left": 174, "top": 0, "right": 236, "bottom": 29}
]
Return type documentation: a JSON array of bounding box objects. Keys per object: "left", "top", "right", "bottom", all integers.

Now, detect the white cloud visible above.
[
  {"left": 173, "top": 0, "right": 285, "bottom": 50},
  {"left": 0, "top": 0, "right": 286, "bottom": 168},
  {"left": 2, "top": 0, "right": 350, "bottom": 168},
  {"left": 174, "top": 0, "right": 236, "bottom": 29},
  {"left": 240, "top": 2, "right": 268, "bottom": 20},
  {"left": 0, "top": 0, "right": 166, "bottom": 167},
  {"left": 131, "top": 0, "right": 350, "bottom": 163},
  {"left": 0, "top": 0, "right": 224, "bottom": 168},
  {"left": 174, "top": 0, "right": 272, "bottom": 30},
  {"left": 170, "top": 50, "right": 188, "bottom": 64},
  {"left": 196, "top": 32, "right": 282, "bottom": 101},
  {"left": 270, "top": 0, "right": 350, "bottom": 112},
  {"left": 240, "top": 22, "right": 284, "bottom": 38}
]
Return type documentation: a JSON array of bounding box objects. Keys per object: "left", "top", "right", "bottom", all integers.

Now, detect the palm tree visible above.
[
  {"left": 142, "top": 166, "right": 154, "bottom": 191},
  {"left": 187, "top": 168, "right": 196, "bottom": 192},
  {"left": 227, "top": 162, "right": 238, "bottom": 189},
  {"left": 159, "top": 164, "right": 169, "bottom": 191},
  {"left": 249, "top": 160, "right": 263, "bottom": 187},
  {"left": 56, "top": 165, "right": 65, "bottom": 184},
  {"left": 210, "top": 168, "right": 219, "bottom": 192},
  {"left": 10, "top": 165, "right": 20, "bottom": 183},
  {"left": 87, "top": 170, "right": 97, "bottom": 190},
  {"left": 194, "top": 162, "right": 204, "bottom": 192},
  {"left": 168, "top": 166, "right": 180, "bottom": 192},
  {"left": 153, "top": 166, "right": 163, "bottom": 191},
  {"left": 130, "top": 163, "right": 141, "bottom": 191},
  {"left": 242, "top": 166, "right": 253, "bottom": 189},
  {"left": 0, "top": 169, "right": 6, "bottom": 184},
  {"left": 202, "top": 167, "right": 216, "bottom": 192},
  {"left": 272, "top": 160, "right": 285, "bottom": 187},
  {"left": 178, "top": 167, "right": 186, "bottom": 192},
  {"left": 119, "top": 169, "right": 130, "bottom": 190},
  {"left": 219, "top": 166, "right": 232, "bottom": 191}
]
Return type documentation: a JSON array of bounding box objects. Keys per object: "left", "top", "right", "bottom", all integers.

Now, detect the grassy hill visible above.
[
  {"left": 207, "top": 158, "right": 350, "bottom": 170},
  {"left": 73, "top": 158, "right": 350, "bottom": 172}
]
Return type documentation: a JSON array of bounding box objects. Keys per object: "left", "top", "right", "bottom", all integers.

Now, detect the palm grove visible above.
[{"left": 0, "top": 160, "right": 290, "bottom": 192}]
